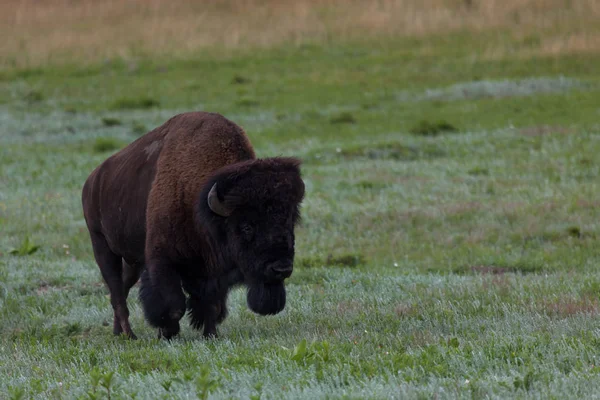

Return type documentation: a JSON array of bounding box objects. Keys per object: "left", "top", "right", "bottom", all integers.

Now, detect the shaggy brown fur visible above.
[{"left": 82, "top": 111, "right": 305, "bottom": 339}]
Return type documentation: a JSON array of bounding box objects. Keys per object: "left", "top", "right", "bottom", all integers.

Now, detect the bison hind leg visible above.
[
  {"left": 89, "top": 231, "right": 137, "bottom": 339},
  {"left": 111, "top": 260, "right": 143, "bottom": 338},
  {"left": 189, "top": 301, "right": 226, "bottom": 338}
]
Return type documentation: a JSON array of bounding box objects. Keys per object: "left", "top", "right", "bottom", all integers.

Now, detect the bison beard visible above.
[{"left": 247, "top": 282, "right": 286, "bottom": 315}]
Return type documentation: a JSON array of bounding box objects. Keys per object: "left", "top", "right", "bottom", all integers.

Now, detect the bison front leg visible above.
[
  {"left": 139, "top": 259, "right": 186, "bottom": 339},
  {"left": 188, "top": 296, "right": 228, "bottom": 338},
  {"left": 184, "top": 280, "right": 228, "bottom": 338}
]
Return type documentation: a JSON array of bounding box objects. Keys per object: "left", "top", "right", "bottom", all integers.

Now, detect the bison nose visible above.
[{"left": 268, "top": 263, "right": 293, "bottom": 280}]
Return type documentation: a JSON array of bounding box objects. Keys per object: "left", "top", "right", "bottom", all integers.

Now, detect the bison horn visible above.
[{"left": 207, "top": 183, "right": 233, "bottom": 217}]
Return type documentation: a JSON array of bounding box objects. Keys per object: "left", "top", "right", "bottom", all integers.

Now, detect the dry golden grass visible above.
[{"left": 2, "top": 0, "right": 600, "bottom": 68}]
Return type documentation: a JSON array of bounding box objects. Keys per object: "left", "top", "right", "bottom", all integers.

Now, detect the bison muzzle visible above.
[{"left": 81, "top": 111, "right": 305, "bottom": 339}]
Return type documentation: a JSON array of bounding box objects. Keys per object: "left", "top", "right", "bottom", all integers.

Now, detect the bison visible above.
[{"left": 82, "top": 112, "right": 305, "bottom": 339}]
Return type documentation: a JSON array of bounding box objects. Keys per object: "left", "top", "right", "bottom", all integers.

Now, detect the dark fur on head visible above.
[{"left": 195, "top": 157, "right": 305, "bottom": 315}]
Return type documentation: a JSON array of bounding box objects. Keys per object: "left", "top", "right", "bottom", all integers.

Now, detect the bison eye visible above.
[{"left": 240, "top": 223, "right": 254, "bottom": 240}]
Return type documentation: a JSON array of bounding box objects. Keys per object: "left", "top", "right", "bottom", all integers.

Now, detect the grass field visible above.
[{"left": 2, "top": 1, "right": 600, "bottom": 399}]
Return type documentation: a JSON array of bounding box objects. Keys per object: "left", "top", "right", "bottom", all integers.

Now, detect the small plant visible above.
[
  {"left": 409, "top": 120, "right": 457, "bottom": 136},
  {"left": 86, "top": 367, "right": 103, "bottom": 400},
  {"left": 160, "top": 379, "right": 173, "bottom": 392},
  {"left": 249, "top": 382, "right": 263, "bottom": 400},
  {"left": 93, "top": 137, "right": 122, "bottom": 153},
  {"left": 330, "top": 111, "right": 357, "bottom": 124},
  {"left": 287, "top": 339, "right": 331, "bottom": 364},
  {"left": 194, "top": 366, "right": 221, "bottom": 400},
  {"left": 86, "top": 368, "right": 118, "bottom": 400},
  {"left": 468, "top": 167, "right": 489, "bottom": 176},
  {"left": 7, "top": 386, "right": 26, "bottom": 400},
  {"left": 235, "top": 97, "right": 259, "bottom": 107},
  {"left": 232, "top": 74, "right": 251, "bottom": 84},
  {"left": 99, "top": 371, "right": 116, "bottom": 400},
  {"left": 297, "top": 253, "right": 365, "bottom": 268},
  {"left": 327, "top": 253, "right": 365, "bottom": 267},
  {"left": 302, "top": 110, "right": 324, "bottom": 120},
  {"left": 9, "top": 235, "right": 40, "bottom": 256},
  {"left": 110, "top": 96, "right": 160, "bottom": 110},
  {"left": 566, "top": 226, "right": 582, "bottom": 238},
  {"left": 101, "top": 117, "right": 122, "bottom": 127},
  {"left": 513, "top": 370, "right": 535, "bottom": 391},
  {"left": 131, "top": 122, "right": 147, "bottom": 135},
  {"left": 23, "top": 90, "right": 44, "bottom": 103}
]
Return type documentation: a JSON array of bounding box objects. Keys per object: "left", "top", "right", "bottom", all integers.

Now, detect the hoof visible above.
[
  {"left": 126, "top": 331, "right": 138, "bottom": 340},
  {"left": 203, "top": 331, "right": 218, "bottom": 339},
  {"left": 114, "top": 331, "right": 138, "bottom": 340},
  {"left": 157, "top": 322, "right": 180, "bottom": 340}
]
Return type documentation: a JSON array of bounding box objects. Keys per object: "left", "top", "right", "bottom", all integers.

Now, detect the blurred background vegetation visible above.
[{"left": 2, "top": 0, "right": 599, "bottom": 68}]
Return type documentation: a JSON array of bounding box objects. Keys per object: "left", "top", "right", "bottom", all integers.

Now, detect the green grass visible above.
[{"left": 2, "top": 32, "right": 600, "bottom": 399}]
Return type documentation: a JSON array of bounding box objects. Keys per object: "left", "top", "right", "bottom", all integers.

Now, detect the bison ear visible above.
[{"left": 207, "top": 183, "right": 234, "bottom": 217}]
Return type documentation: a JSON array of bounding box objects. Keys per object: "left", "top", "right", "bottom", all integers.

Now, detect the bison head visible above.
[{"left": 198, "top": 157, "right": 305, "bottom": 316}]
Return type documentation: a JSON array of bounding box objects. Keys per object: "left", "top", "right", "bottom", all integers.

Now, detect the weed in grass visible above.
[
  {"left": 7, "top": 386, "right": 26, "bottom": 400},
  {"left": 327, "top": 253, "right": 365, "bottom": 268},
  {"left": 302, "top": 110, "right": 324, "bottom": 121},
  {"left": 160, "top": 379, "right": 173, "bottom": 392},
  {"left": 329, "top": 111, "right": 357, "bottom": 124},
  {"left": 298, "top": 253, "right": 365, "bottom": 268},
  {"left": 409, "top": 120, "right": 457, "bottom": 136},
  {"left": 513, "top": 370, "right": 536, "bottom": 391},
  {"left": 235, "top": 97, "right": 259, "bottom": 107},
  {"left": 249, "top": 383, "right": 264, "bottom": 400},
  {"left": 232, "top": 74, "right": 251, "bottom": 84},
  {"left": 99, "top": 371, "right": 117, "bottom": 399},
  {"left": 92, "top": 137, "right": 123, "bottom": 153},
  {"left": 101, "top": 117, "right": 122, "bottom": 127},
  {"left": 287, "top": 338, "right": 331, "bottom": 364},
  {"left": 110, "top": 96, "right": 160, "bottom": 110},
  {"left": 23, "top": 90, "right": 44, "bottom": 103},
  {"left": 131, "top": 122, "right": 147, "bottom": 135},
  {"left": 85, "top": 368, "right": 119, "bottom": 400},
  {"left": 86, "top": 368, "right": 102, "bottom": 400},
  {"left": 353, "top": 180, "right": 387, "bottom": 190},
  {"left": 468, "top": 167, "right": 490, "bottom": 176},
  {"left": 194, "top": 366, "right": 222, "bottom": 400},
  {"left": 8, "top": 236, "right": 40, "bottom": 256},
  {"left": 567, "top": 226, "right": 582, "bottom": 238}
]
